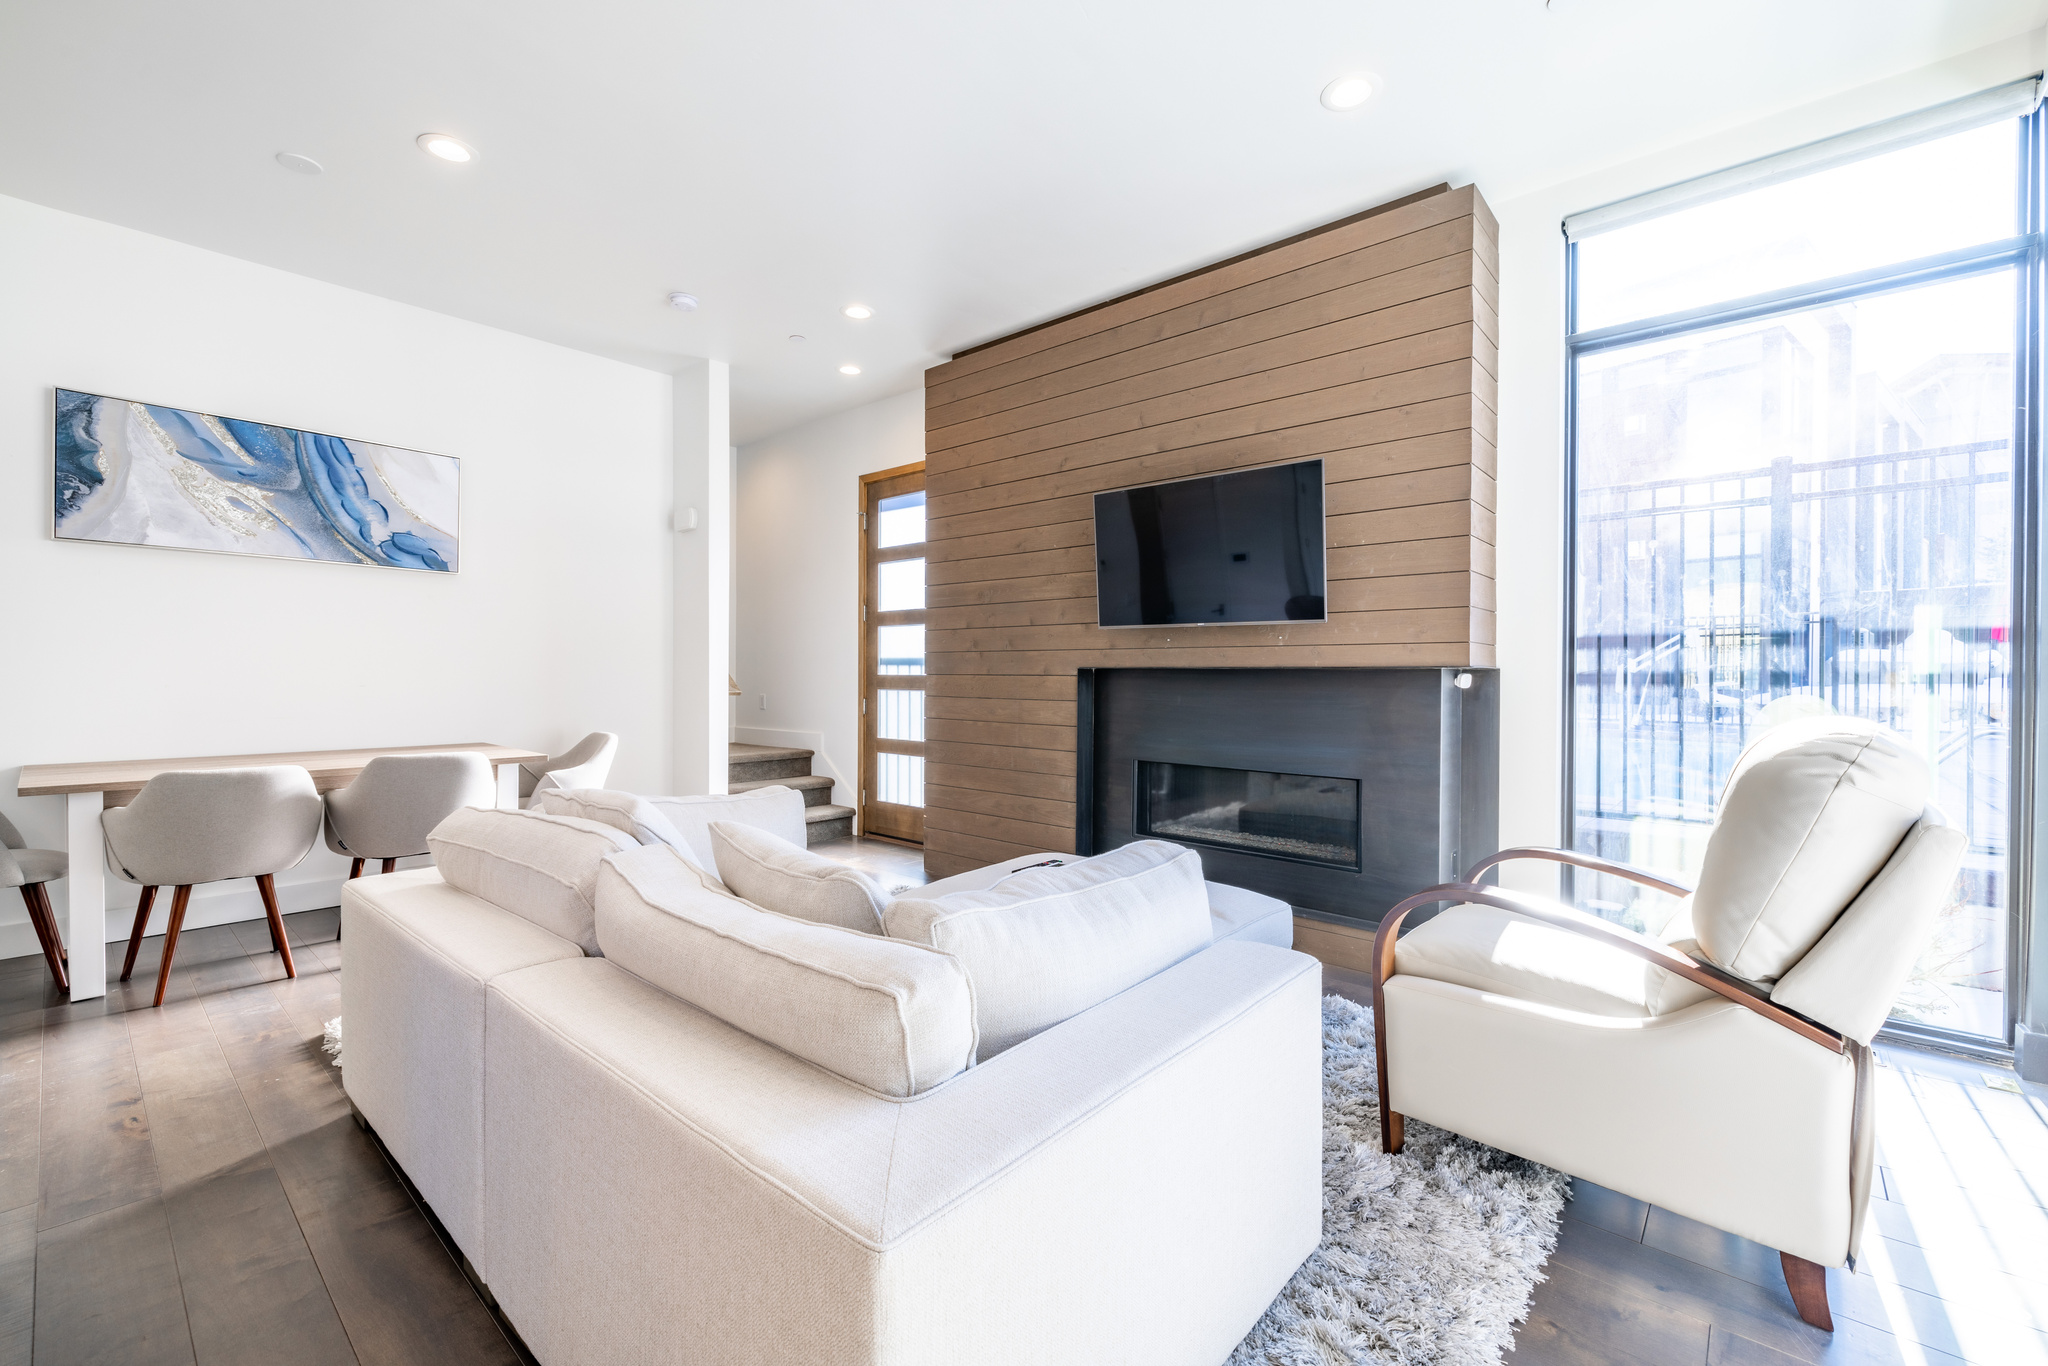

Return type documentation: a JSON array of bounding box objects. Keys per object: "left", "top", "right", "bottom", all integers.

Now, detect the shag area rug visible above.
[
  {"left": 317, "top": 994, "right": 1565, "bottom": 1363},
  {"left": 1229, "top": 995, "right": 1570, "bottom": 1366}
]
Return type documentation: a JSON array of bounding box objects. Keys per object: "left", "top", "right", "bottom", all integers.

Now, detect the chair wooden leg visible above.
[
  {"left": 256, "top": 874, "right": 296, "bottom": 979},
  {"left": 348, "top": 858, "right": 363, "bottom": 880},
  {"left": 20, "top": 885, "right": 67, "bottom": 994},
  {"left": 153, "top": 886, "right": 192, "bottom": 1008},
  {"left": 1781, "top": 1252, "right": 1833, "bottom": 1332},
  {"left": 121, "top": 886, "right": 158, "bottom": 982},
  {"left": 380, "top": 858, "right": 397, "bottom": 875},
  {"left": 34, "top": 884, "right": 67, "bottom": 966}
]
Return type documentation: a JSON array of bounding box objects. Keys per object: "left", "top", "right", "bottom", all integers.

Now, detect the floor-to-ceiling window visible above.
[{"left": 1566, "top": 86, "right": 2042, "bottom": 1050}]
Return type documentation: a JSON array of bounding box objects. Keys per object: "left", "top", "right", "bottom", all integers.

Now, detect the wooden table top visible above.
[{"left": 17, "top": 742, "right": 549, "bottom": 799}]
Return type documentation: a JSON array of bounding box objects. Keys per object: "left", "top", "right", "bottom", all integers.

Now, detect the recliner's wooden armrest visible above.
[
  {"left": 1368, "top": 881, "right": 1843, "bottom": 1055},
  {"left": 1461, "top": 846, "right": 1695, "bottom": 899}
]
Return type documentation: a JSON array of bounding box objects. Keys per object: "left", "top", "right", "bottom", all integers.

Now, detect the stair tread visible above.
[
  {"left": 804, "top": 804, "right": 855, "bottom": 822},
  {"left": 729, "top": 742, "right": 813, "bottom": 763},
  {"left": 730, "top": 775, "right": 832, "bottom": 794}
]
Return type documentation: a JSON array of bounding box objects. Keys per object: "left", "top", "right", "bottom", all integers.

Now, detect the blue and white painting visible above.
[{"left": 53, "top": 389, "right": 459, "bottom": 572}]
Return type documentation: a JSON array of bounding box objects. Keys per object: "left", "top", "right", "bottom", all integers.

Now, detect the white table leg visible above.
[
  {"left": 65, "top": 791, "right": 106, "bottom": 1000},
  {"left": 496, "top": 763, "right": 521, "bottom": 810}
]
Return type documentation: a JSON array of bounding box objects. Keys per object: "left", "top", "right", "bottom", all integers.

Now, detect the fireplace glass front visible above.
[{"left": 1134, "top": 761, "right": 1361, "bottom": 870}]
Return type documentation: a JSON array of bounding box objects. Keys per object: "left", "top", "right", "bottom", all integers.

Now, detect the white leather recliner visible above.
[{"left": 1371, "top": 717, "right": 1965, "bottom": 1332}]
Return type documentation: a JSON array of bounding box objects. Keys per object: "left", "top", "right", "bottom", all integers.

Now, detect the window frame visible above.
[
  {"left": 858, "top": 461, "right": 928, "bottom": 845},
  {"left": 1559, "top": 105, "right": 2046, "bottom": 1057}
]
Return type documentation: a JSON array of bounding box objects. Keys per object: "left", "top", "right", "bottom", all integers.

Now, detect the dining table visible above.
[{"left": 16, "top": 742, "right": 547, "bottom": 1000}]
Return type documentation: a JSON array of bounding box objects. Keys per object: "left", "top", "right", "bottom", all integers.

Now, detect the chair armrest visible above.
[
  {"left": 1368, "top": 880, "right": 1844, "bottom": 1153},
  {"left": 1462, "top": 846, "right": 1694, "bottom": 899},
  {"left": 1372, "top": 881, "right": 1842, "bottom": 1054}
]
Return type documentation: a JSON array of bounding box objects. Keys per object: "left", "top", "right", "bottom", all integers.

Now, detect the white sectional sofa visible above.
[{"left": 340, "top": 786, "right": 1321, "bottom": 1366}]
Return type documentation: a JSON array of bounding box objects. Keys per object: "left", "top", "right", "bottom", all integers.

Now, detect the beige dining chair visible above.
[
  {"left": 1, "top": 811, "right": 69, "bottom": 993},
  {"left": 106, "top": 766, "right": 324, "bottom": 1006},
  {"left": 518, "top": 732, "right": 619, "bottom": 804},
  {"left": 1370, "top": 717, "right": 1964, "bottom": 1332},
  {"left": 325, "top": 752, "right": 496, "bottom": 877}
]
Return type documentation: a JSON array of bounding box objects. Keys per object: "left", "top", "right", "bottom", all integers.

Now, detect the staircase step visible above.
[
  {"left": 729, "top": 742, "right": 814, "bottom": 784},
  {"left": 730, "top": 774, "right": 835, "bottom": 807},
  {"left": 803, "top": 804, "right": 855, "bottom": 846}
]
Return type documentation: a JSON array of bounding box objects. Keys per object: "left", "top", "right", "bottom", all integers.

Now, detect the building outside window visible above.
[{"left": 1565, "top": 86, "right": 2041, "bottom": 1050}]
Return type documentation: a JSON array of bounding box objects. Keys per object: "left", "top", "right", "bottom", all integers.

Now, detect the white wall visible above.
[
  {"left": 0, "top": 193, "right": 676, "bottom": 955},
  {"left": 734, "top": 387, "right": 924, "bottom": 809},
  {"left": 1488, "top": 33, "right": 2044, "bottom": 898}
]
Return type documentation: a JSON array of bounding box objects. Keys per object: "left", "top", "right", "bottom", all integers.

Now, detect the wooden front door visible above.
[{"left": 860, "top": 463, "right": 926, "bottom": 843}]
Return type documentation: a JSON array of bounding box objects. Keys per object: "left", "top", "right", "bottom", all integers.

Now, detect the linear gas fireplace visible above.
[
  {"left": 1079, "top": 668, "right": 1498, "bottom": 924},
  {"left": 1136, "top": 763, "right": 1361, "bottom": 870}
]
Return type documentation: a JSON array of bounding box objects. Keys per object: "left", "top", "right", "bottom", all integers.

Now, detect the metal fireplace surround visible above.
[{"left": 1077, "top": 667, "right": 1499, "bottom": 925}]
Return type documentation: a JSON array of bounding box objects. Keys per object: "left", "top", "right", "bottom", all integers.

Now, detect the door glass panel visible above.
[
  {"left": 1573, "top": 268, "right": 2015, "bottom": 1039},
  {"left": 878, "top": 557, "right": 926, "bottom": 611},
  {"left": 877, "top": 490, "right": 926, "bottom": 548},
  {"left": 1577, "top": 121, "right": 2017, "bottom": 331},
  {"left": 877, "top": 624, "right": 924, "bottom": 675},
  {"left": 877, "top": 753, "right": 925, "bottom": 807},
  {"left": 877, "top": 689, "right": 925, "bottom": 742}
]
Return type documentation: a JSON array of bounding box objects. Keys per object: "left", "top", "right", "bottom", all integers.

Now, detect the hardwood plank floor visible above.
[
  {"left": 1, "top": 868, "right": 2038, "bottom": 1365},
  {"left": 1, "top": 908, "right": 522, "bottom": 1366}
]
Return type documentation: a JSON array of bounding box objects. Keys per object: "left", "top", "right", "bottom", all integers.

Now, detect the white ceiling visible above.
[{"left": 2, "top": 0, "right": 2042, "bottom": 442}]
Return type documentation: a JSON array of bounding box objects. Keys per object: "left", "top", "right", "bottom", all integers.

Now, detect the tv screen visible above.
[{"left": 1094, "top": 459, "right": 1326, "bottom": 627}]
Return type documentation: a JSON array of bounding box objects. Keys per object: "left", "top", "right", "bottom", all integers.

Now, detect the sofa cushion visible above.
[
  {"left": 1691, "top": 718, "right": 1929, "bottom": 983},
  {"left": 647, "top": 787, "right": 808, "bottom": 869},
  {"left": 708, "top": 821, "right": 888, "bottom": 934},
  {"left": 914, "top": 848, "right": 1292, "bottom": 949},
  {"left": 1393, "top": 902, "right": 1715, "bottom": 1018},
  {"left": 595, "top": 843, "right": 975, "bottom": 1097},
  {"left": 880, "top": 839, "right": 1213, "bottom": 1059},
  {"left": 533, "top": 788, "right": 697, "bottom": 862},
  {"left": 426, "top": 807, "right": 638, "bottom": 955}
]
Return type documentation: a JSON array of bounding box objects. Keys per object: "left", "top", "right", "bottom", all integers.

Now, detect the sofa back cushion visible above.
[
  {"left": 595, "top": 844, "right": 975, "bottom": 1097},
  {"left": 647, "top": 787, "right": 808, "bottom": 869},
  {"left": 427, "top": 808, "right": 638, "bottom": 955},
  {"left": 1692, "top": 717, "right": 1930, "bottom": 983},
  {"left": 880, "top": 839, "right": 1212, "bottom": 1060},
  {"left": 709, "top": 821, "right": 888, "bottom": 933},
  {"left": 534, "top": 789, "right": 700, "bottom": 863}
]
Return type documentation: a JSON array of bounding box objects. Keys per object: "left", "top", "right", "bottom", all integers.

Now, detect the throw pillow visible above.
[
  {"left": 880, "top": 839, "right": 1212, "bottom": 1059},
  {"left": 426, "top": 807, "right": 638, "bottom": 955},
  {"left": 708, "top": 821, "right": 889, "bottom": 934}
]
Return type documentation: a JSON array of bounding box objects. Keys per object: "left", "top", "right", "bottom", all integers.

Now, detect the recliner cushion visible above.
[
  {"left": 880, "top": 840, "right": 1213, "bottom": 1059},
  {"left": 1690, "top": 718, "right": 1929, "bottom": 983},
  {"left": 1394, "top": 902, "right": 1716, "bottom": 1018},
  {"left": 427, "top": 807, "right": 638, "bottom": 956},
  {"left": 594, "top": 843, "right": 975, "bottom": 1097},
  {"left": 708, "top": 821, "right": 889, "bottom": 934}
]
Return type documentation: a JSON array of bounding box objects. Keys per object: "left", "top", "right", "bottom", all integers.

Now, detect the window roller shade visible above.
[{"left": 1565, "top": 76, "right": 2043, "bottom": 242}]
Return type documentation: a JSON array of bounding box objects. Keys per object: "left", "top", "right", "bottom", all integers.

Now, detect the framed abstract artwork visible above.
[{"left": 52, "top": 388, "right": 460, "bottom": 572}]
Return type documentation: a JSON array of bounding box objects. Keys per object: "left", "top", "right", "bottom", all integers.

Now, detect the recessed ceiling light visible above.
[
  {"left": 842, "top": 304, "right": 873, "bottom": 320},
  {"left": 275, "top": 152, "right": 323, "bottom": 175},
  {"left": 668, "top": 291, "right": 699, "bottom": 311},
  {"left": 417, "top": 133, "right": 475, "bottom": 163},
  {"left": 839, "top": 364, "right": 862, "bottom": 376},
  {"left": 1319, "top": 74, "right": 1378, "bottom": 112}
]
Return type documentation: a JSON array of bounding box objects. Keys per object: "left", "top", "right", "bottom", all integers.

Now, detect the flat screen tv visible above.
[{"left": 1094, "top": 459, "right": 1326, "bottom": 627}]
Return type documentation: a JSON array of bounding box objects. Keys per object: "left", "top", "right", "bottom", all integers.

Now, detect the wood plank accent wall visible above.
[{"left": 921, "top": 184, "right": 1499, "bottom": 878}]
